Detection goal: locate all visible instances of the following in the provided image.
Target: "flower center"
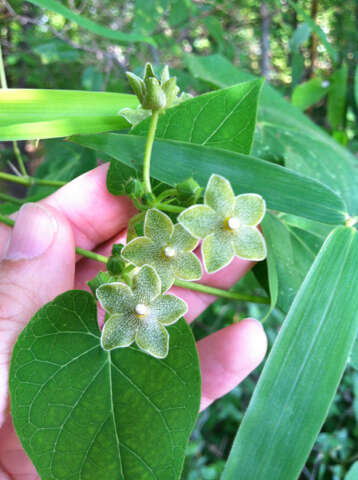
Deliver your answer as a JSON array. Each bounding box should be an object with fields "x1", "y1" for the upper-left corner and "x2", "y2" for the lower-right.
[
  {"x1": 134, "y1": 303, "x2": 149, "y2": 318},
  {"x1": 162, "y1": 246, "x2": 176, "y2": 258},
  {"x1": 225, "y1": 216, "x2": 240, "y2": 231}
]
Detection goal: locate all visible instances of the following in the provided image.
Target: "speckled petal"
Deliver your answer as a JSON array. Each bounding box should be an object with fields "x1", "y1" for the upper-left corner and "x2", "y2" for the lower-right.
[
  {"x1": 234, "y1": 194, "x2": 266, "y2": 226},
  {"x1": 205, "y1": 174, "x2": 235, "y2": 216},
  {"x1": 135, "y1": 321, "x2": 169, "y2": 359},
  {"x1": 101, "y1": 314, "x2": 138, "y2": 351},
  {"x1": 121, "y1": 236, "x2": 155, "y2": 266},
  {"x1": 155, "y1": 262, "x2": 175, "y2": 293},
  {"x1": 132, "y1": 265, "x2": 161, "y2": 303},
  {"x1": 96, "y1": 282, "x2": 133, "y2": 315},
  {"x1": 170, "y1": 223, "x2": 199, "y2": 252},
  {"x1": 150, "y1": 294, "x2": 188, "y2": 325},
  {"x1": 144, "y1": 208, "x2": 174, "y2": 244},
  {"x1": 233, "y1": 226, "x2": 267, "y2": 261},
  {"x1": 172, "y1": 252, "x2": 202, "y2": 281},
  {"x1": 178, "y1": 205, "x2": 220, "y2": 239},
  {"x1": 202, "y1": 232, "x2": 234, "y2": 273}
]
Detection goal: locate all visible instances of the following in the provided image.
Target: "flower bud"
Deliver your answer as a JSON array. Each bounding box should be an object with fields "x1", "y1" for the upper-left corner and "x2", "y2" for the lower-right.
[
  {"x1": 107, "y1": 255, "x2": 126, "y2": 276},
  {"x1": 143, "y1": 77, "x2": 167, "y2": 111},
  {"x1": 176, "y1": 178, "x2": 202, "y2": 206},
  {"x1": 111, "y1": 243, "x2": 124, "y2": 257}
]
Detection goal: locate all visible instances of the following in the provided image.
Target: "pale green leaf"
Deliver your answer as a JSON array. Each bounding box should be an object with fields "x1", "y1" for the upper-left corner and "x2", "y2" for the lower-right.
[
  {"x1": 292, "y1": 77, "x2": 329, "y2": 110},
  {"x1": 222, "y1": 226, "x2": 358, "y2": 480}
]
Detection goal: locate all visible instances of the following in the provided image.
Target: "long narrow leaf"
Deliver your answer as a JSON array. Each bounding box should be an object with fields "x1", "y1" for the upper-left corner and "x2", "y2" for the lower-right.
[
  {"x1": 0, "y1": 89, "x2": 138, "y2": 140},
  {"x1": 222, "y1": 226, "x2": 358, "y2": 480},
  {"x1": 70, "y1": 133, "x2": 347, "y2": 225},
  {"x1": 28, "y1": 0, "x2": 155, "y2": 45}
]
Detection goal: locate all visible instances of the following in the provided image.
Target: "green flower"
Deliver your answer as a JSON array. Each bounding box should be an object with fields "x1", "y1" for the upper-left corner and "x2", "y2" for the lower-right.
[
  {"x1": 178, "y1": 174, "x2": 266, "y2": 273},
  {"x1": 96, "y1": 265, "x2": 187, "y2": 358},
  {"x1": 121, "y1": 209, "x2": 202, "y2": 292}
]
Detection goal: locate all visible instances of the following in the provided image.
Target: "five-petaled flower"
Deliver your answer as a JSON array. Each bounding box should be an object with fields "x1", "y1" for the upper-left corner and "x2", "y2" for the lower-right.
[
  {"x1": 121, "y1": 208, "x2": 202, "y2": 292},
  {"x1": 96, "y1": 265, "x2": 187, "y2": 358},
  {"x1": 178, "y1": 174, "x2": 266, "y2": 273}
]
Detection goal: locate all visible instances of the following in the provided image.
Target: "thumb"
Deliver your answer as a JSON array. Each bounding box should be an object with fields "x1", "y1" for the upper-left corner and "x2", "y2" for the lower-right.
[{"x1": 0, "y1": 203, "x2": 75, "y2": 425}]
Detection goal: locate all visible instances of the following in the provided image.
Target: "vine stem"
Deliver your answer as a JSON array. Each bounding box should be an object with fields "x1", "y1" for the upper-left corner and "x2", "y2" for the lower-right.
[
  {"x1": 174, "y1": 279, "x2": 270, "y2": 304},
  {"x1": 143, "y1": 110, "x2": 159, "y2": 194},
  {"x1": 0, "y1": 214, "x2": 269, "y2": 305},
  {"x1": 0, "y1": 171, "x2": 66, "y2": 188},
  {"x1": 0, "y1": 43, "x2": 27, "y2": 177}
]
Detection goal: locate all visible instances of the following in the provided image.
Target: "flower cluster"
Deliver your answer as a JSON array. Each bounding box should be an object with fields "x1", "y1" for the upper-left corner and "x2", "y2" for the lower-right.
[{"x1": 96, "y1": 174, "x2": 266, "y2": 359}]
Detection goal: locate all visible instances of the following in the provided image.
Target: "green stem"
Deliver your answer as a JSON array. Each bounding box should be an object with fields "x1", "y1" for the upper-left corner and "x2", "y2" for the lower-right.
[
  {"x1": 0, "y1": 171, "x2": 66, "y2": 188},
  {"x1": 75, "y1": 247, "x2": 108, "y2": 264},
  {"x1": 174, "y1": 279, "x2": 270, "y2": 304},
  {"x1": 0, "y1": 44, "x2": 27, "y2": 176},
  {"x1": 0, "y1": 193, "x2": 24, "y2": 205},
  {"x1": 143, "y1": 110, "x2": 159, "y2": 194},
  {"x1": 155, "y1": 202, "x2": 185, "y2": 213},
  {"x1": 0, "y1": 214, "x2": 270, "y2": 305}
]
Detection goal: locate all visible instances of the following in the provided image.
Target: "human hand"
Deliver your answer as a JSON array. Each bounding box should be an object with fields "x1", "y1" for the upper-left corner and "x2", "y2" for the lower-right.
[{"x1": 0, "y1": 164, "x2": 267, "y2": 480}]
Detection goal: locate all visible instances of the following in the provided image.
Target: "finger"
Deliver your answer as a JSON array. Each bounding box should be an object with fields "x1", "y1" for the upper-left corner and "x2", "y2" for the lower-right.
[
  {"x1": 197, "y1": 318, "x2": 267, "y2": 411},
  {"x1": 0, "y1": 164, "x2": 137, "y2": 254},
  {"x1": 0, "y1": 203, "x2": 75, "y2": 426}
]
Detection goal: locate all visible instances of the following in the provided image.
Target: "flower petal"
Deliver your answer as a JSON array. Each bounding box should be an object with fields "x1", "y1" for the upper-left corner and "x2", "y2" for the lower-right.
[
  {"x1": 205, "y1": 174, "x2": 235, "y2": 216},
  {"x1": 151, "y1": 294, "x2": 188, "y2": 325},
  {"x1": 233, "y1": 226, "x2": 267, "y2": 261},
  {"x1": 234, "y1": 193, "x2": 266, "y2": 226},
  {"x1": 178, "y1": 205, "x2": 220, "y2": 239},
  {"x1": 144, "y1": 208, "x2": 174, "y2": 244},
  {"x1": 170, "y1": 223, "x2": 199, "y2": 252},
  {"x1": 132, "y1": 265, "x2": 161, "y2": 303},
  {"x1": 154, "y1": 262, "x2": 175, "y2": 293},
  {"x1": 135, "y1": 321, "x2": 169, "y2": 359},
  {"x1": 172, "y1": 252, "x2": 202, "y2": 281},
  {"x1": 96, "y1": 282, "x2": 133, "y2": 315},
  {"x1": 101, "y1": 314, "x2": 138, "y2": 351},
  {"x1": 202, "y1": 232, "x2": 234, "y2": 273},
  {"x1": 121, "y1": 236, "x2": 155, "y2": 266}
]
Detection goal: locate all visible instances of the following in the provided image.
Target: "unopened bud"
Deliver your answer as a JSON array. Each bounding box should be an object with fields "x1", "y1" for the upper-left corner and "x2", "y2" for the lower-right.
[{"x1": 176, "y1": 178, "x2": 202, "y2": 206}]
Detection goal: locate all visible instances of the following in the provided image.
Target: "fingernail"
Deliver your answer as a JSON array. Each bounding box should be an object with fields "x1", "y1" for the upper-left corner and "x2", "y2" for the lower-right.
[{"x1": 5, "y1": 203, "x2": 57, "y2": 261}]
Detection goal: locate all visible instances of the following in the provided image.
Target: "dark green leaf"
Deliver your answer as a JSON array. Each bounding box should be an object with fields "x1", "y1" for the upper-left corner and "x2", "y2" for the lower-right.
[
  {"x1": 0, "y1": 89, "x2": 138, "y2": 140},
  {"x1": 133, "y1": 80, "x2": 264, "y2": 155},
  {"x1": 327, "y1": 64, "x2": 348, "y2": 131},
  {"x1": 222, "y1": 226, "x2": 358, "y2": 480},
  {"x1": 28, "y1": 0, "x2": 155, "y2": 45},
  {"x1": 346, "y1": 462, "x2": 358, "y2": 480},
  {"x1": 10, "y1": 290, "x2": 200, "y2": 480},
  {"x1": 71, "y1": 133, "x2": 347, "y2": 225}
]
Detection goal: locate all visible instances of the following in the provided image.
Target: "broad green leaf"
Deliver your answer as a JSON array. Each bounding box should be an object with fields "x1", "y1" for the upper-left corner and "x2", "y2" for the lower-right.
[
  {"x1": 327, "y1": 64, "x2": 348, "y2": 131},
  {"x1": 71, "y1": 133, "x2": 347, "y2": 225},
  {"x1": 10, "y1": 290, "x2": 200, "y2": 480},
  {"x1": 290, "y1": 23, "x2": 311, "y2": 51},
  {"x1": 0, "y1": 89, "x2": 138, "y2": 140},
  {"x1": 133, "y1": 79, "x2": 263, "y2": 155},
  {"x1": 292, "y1": 77, "x2": 329, "y2": 110},
  {"x1": 355, "y1": 65, "x2": 358, "y2": 107},
  {"x1": 346, "y1": 462, "x2": 358, "y2": 480},
  {"x1": 222, "y1": 226, "x2": 358, "y2": 480},
  {"x1": 28, "y1": 0, "x2": 155, "y2": 45},
  {"x1": 28, "y1": 140, "x2": 97, "y2": 196},
  {"x1": 185, "y1": 54, "x2": 358, "y2": 217}
]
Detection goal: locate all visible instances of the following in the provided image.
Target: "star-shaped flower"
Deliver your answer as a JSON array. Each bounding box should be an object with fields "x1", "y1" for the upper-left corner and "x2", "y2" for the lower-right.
[
  {"x1": 96, "y1": 265, "x2": 187, "y2": 358},
  {"x1": 178, "y1": 174, "x2": 266, "y2": 273},
  {"x1": 121, "y1": 209, "x2": 202, "y2": 292}
]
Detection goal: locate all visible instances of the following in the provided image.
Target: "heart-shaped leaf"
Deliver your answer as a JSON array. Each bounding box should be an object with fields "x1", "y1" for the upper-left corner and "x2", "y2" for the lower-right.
[{"x1": 10, "y1": 290, "x2": 200, "y2": 480}]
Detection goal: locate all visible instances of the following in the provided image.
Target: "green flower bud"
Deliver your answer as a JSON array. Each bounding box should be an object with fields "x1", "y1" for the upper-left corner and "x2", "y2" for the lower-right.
[
  {"x1": 126, "y1": 72, "x2": 145, "y2": 104},
  {"x1": 176, "y1": 177, "x2": 202, "y2": 206},
  {"x1": 162, "y1": 78, "x2": 179, "y2": 108},
  {"x1": 143, "y1": 77, "x2": 167, "y2": 111},
  {"x1": 107, "y1": 255, "x2": 126, "y2": 276},
  {"x1": 111, "y1": 243, "x2": 124, "y2": 257}
]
